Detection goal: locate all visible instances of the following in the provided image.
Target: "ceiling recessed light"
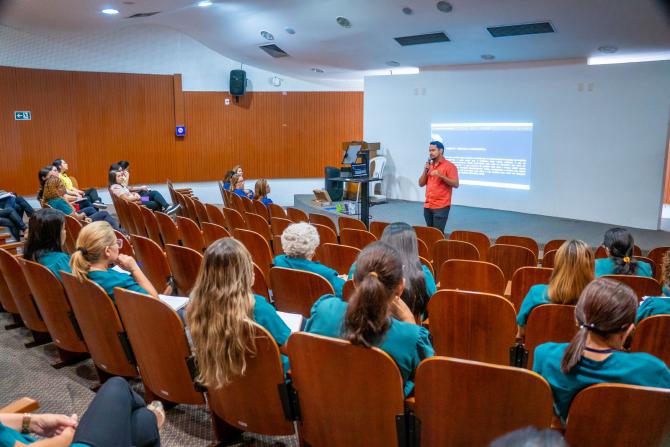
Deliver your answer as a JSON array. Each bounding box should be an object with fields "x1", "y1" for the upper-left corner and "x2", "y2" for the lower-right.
[
  {"x1": 598, "y1": 45, "x2": 618, "y2": 54},
  {"x1": 311, "y1": 68, "x2": 324, "y2": 73},
  {"x1": 436, "y1": 1, "x2": 453, "y2": 13},
  {"x1": 197, "y1": 1, "x2": 212, "y2": 7},
  {"x1": 101, "y1": 8, "x2": 120, "y2": 15},
  {"x1": 386, "y1": 61, "x2": 401, "y2": 67},
  {"x1": 285, "y1": 27, "x2": 296, "y2": 35},
  {"x1": 402, "y1": 7, "x2": 413, "y2": 15},
  {"x1": 481, "y1": 54, "x2": 495, "y2": 61},
  {"x1": 260, "y1": 31, "x2": 274, "y2": 41},
  {"x1": 336, "y1": 16, "x2": 351, "y2": 28}
]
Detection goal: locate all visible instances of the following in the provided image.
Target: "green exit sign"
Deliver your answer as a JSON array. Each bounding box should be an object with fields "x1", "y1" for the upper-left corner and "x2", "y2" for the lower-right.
[{"x1": 14, "y1": 111, "x2": 31, "y2": 120}]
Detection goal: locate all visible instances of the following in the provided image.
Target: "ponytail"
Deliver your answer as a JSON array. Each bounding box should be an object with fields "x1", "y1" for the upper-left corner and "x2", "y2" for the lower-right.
[
  {"x1": 70, "y1": 249, "x2": 92, "y2": 282},
  {"x1": 603, "y1": 227, "x2": 638, "y2": 275},
  {"x1": 560, "y1": 326, "x2": 589, "y2": 373}
]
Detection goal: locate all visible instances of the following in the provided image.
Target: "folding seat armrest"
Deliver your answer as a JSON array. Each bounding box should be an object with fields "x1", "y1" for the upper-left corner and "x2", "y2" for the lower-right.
[{"x1": 1, "y1": 397, "x2": 39, "y2": 414}]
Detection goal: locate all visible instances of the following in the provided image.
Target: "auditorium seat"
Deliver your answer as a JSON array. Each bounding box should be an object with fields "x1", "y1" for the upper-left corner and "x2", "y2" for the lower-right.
[
  {"x1": 252, "y1": 263, "x2": 270, "y2": 300},
  {"x1": 286, "y1": 207, "x2": 308, "y2": 223},
  {"x1": 205, "y1": 203, "x2": 227, "y2": 228},
  {"x1": 309, "y1": 213, "x2": 338, "y2": 235},
  {"x1": 635, "y1": 256, "x2": 656, "y2": 277},
  {"x1": 450, "y1": 230, "x2": 490, "y2": 262},
  {"x1": 182, "y1": 195, "x2": 200, "y2": 224},
  {"x1": 63, "y1": 214, "x2": 83, "y2": 254},
  {"x1": 229, "y1": 193, "x2": 245, "y2": 215},
  {"x1": 438, "y1": 259, "x2": 506, "y2": 296},
  {"x1": 488, "y1": 244, "x2": 537, "y2": 281},
  {"x1": 115, "y1": 288, "x2": 205, "y2": 406},
  {"x1": 127, "y1": 202, "x2": 148, "y2": 237},
  {"x1": 140, "y1": 206, "x2": 164, "y2": 247},
  {"x1": 524, "y1": 304, "x2": 577, "y2": 367},
  {"x1": 130, "y1": 235, "x2": 173, "y2": 293},
  {"x1": 414, "y1": 357, "x2": 553, "y2": 446},
  {"x1": 252, "y1": 200, "x2": 270, "y2": 222},
  {"x1": 0, "y1": 267, "x2": 23, "y2": 330},
  {"x1": 497, "y1": 235, "x2": 540, "y2": 260},
  {"x1": 542, "y1": 249, "x2": 557, "y2": 268},
  {"x1": 510, "y1": 266, "x2": 553, "y2": 311},
  {"x1": 240, "y1": 195, "x2": 255, "y2": 214},
  {"x1": 339, "y1": 228, "x2": 376, "y2": 250},
  {"x1": 223, "y1": 207, "x2": 247, "y2": 231},
  {"x1": 60, "y1": 272, "x2": 138, "y2": 383},
  {"x1": 601, "y1": 274, "x2": 662, "y2": 301},
  {"x1": 114, "y1": 230, "x2": 135, "y2": 257},
  {"x1": 630, "y1": 315, "x2": 670, "y2": 367},
  {"x1": 165, "y1": 244, "x2": 203, "y2": 296},
  {"x1": 207, "y1": 324, "x2": 296, "y2": 444},
  {"x1": 648, "y1": 246, "x2": 669, "y2": 283},
  {"x1": 413, "y1": 226, "x2": 444, "y2": 260},
  {"x1": 287, "y1": 332, "x2": 406, "y2": 447},
  {"x1": 419, "y1": 256, "x2": 434, "y2": 277},
  {"x1": 565, "y1": 384, "x2": 670, "y2": 447},
  {"x1": 218, "y1": 181, "x2": 229, "y2": 207},
  {"x1": 1, "y1": 397, "x2": 39, "y2": 414},
  {"x1": 342, "y1": 279, "x2": 355, "y2": 301},
  {"x1": 193, "y1": 199, "x2": 210, "y2": 226},
  {"x1": 432, "y1": 239, "x2": 480, "y2": 275},
  {"x1": 338, "y1": 215, "x2": 366, "y2": 232},
  {"x1": 417, "y1": 238, "x2": 430, "y2": 260},
  {"x1": 595, "y1": 244, "x2": 642, "y2": 259},
  {"x1": 270, "y1": 217, "x2": 292, "y2": 237},
  {"x1": 316, "y1": 243, "x2": 360, "y2": 275},
  {"x1": 272, "y1": 235, "x2": 284, "y2": 256},
  {"x1": 110, "y1": 194, "x2": 134, "y2": 234},
  {"x1": 269, "y1": 267, "x2": 334, "y2": 317},
  {"x1": 311, "y1": 223, "x2": 338, "y2": 246},
  {"x1": 155, "y1": 211, "x2": 180, "y2": 246},
  {"x1": 543, "y1": 239, "x2": 566, "y2": 256},
  {"x1": 176, "y1": 216, "x2": 205, "y2": 252},
  {"x1": 268, "y1": 203, "x2": 288, "y2": 220},
  {"x1": 369, "y1": 221, "x2": 389, "y2": 239},
  {"x1": 245, "y1": 212, "x2": 272, "y2": 243},
  {"x1": 233, "y1": 228, "x2": 273, "y2": 281},
  {"x1": 427, "y1": 290, "x2": 516, "y2": 365},
  {"x1": 201, "y1": 222, "x2": 231, "y2": 247}
]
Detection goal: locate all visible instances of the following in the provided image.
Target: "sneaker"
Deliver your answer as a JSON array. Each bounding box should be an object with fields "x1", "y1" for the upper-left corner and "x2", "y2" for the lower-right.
[
  {"x1": 164, "y1": 204, "x2": 180, "y2": 215},
  {"x1": 92, "y1": 202, "x2": 108, "y2": 210}
]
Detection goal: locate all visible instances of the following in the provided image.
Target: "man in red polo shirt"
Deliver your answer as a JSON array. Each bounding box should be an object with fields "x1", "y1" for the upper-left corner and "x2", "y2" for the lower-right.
[{"x1": 418, "y1": 141, "x2": 459, "y2": 232}]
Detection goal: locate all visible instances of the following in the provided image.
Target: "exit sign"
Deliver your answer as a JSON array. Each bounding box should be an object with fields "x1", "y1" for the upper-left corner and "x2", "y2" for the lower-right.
[{"x1": 14, "y1": 111, "x2": 31, "y2": 120}]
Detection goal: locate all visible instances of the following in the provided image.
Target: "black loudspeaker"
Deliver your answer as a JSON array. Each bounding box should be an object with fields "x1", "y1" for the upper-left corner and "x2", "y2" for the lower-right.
[
  {"x1": 325, "y1": 166, "x2": 343, "y2": 201},
  {"x1": 230, "y1": 69, "x2": 246, "y2": 96}
]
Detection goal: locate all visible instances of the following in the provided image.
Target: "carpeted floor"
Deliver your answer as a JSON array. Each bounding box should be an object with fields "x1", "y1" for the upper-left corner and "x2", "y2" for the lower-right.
[{"x1": 0, "y1": 312, "x2": 299, "y2": 446}]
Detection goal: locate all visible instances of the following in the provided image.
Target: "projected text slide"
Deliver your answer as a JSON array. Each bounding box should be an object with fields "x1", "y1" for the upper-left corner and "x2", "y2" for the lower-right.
[{"x1": 431, "y1": 122, "x2": 533, "y2": 190}]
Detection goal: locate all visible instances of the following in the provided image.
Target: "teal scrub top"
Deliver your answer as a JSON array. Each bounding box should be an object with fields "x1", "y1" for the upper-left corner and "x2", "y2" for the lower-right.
[
  {"x1": 37, "y1": 251, "x2": 71, "y2": 281},
  {"x1": 348, "y1": 262, "x2": 437, "y2": 298},
  {"x1": 636, "y1": 297, "x2": 670, "y2": 323},
  {"x1": 516, "y1": 284, "x2": 551, "y2": 326},
  {"x1": 274, "y1": 255, "x2": 345, "y2": 297},
  {"x1": 87, "y1": 269, "x2": 147, "y2": 303},
  {"x1": 533, "y1": 342, "x2": 670, "y2": 421},
  {"x1": 253, "y1": 294, "x2": 292, "y2": 372},
  {"x1": 595, "y1": 258, "x2": 653, "y2": 278},
  {"x1": 47, "y1": 198, "x2": 74, "y2": 215},
  {"x1": 0, "y1": 423, "x2": 88, "y2": 447},
  {"x1": 663, "y1": 285, "x2": 670, "y2": 296},
  {"x1": 304, "y1": 294, "x2": 434, "y2": 396}
]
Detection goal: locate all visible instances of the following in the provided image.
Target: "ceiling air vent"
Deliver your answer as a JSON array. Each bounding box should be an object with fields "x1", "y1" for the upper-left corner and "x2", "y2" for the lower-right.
[
  {"x1": 487, "y1": 22, "x2": 554, "y2": 38},
  {"x1": 394, "y1": 32, "x2": 450, "y2": 47},
  {"x1": 126, "y1": 11, "x2": 160, "y2": 18},
  {"x1": 259, "y1": 44, "x2": 289, "y2": 58}
]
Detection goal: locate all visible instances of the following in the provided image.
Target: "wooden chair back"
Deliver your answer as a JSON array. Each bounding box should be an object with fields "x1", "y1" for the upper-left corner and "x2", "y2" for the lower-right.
[
  {"x1": 176, "y1": 216, "x2": 205, "y2": 252},
  {"x1": 202, "y1": 222, "x2": 231, "y2": 247},
  {"x1": 370, "y1": 221, "x2": 389, "y2": 239},
  {"x1": 63, "y1": 214, "x2": 83, "y2": 254},
  {"x1": 205, "y1": 204, "x2": 227, "y2": 228},
  {"x1": 438, "y1": 260, "x2": 506, "y2": 295},
  {"x1": 240, "y1": 195, "x2": 255, "y2": 214},
  {"x1": 165, "y1": 244, "x2": 202, "y2": 296},
  {"x1": 488, "y1": 244, "x2": 537, "y2": 281},
  {"x1": 420, "y1": 256, "x2": 434, "y2": 277},
  {"x1": 207, "y1": 324, "x2": 294, "y2": 441},
  {"x1": 139, "y1": 206, "x2": 163, "y2": 247},
  {"x1": 270, "y1": 217, "x2": 292, "y2": 237},
  {"x1": 417, "y1": 238, "x2": 430, "y2": 260},
  {"x1": 525, "y1": 304, "x2": 577, "y2": 366},
  {"x1": 252, "y1": 200, "x2": 270, "y2": 222},
  {"x1": 229, "y1": 192, "x2": 245, "y2": 215},
  {"x1": 0, "y1": 249, "x2": 48, "y2": 334},
  {"x1": 309, "y1": 213, "x2": 338, "y2": 235},
  {"x1": 648, "y1": 246, "x2": 669, "y2": 283},
  {"x1": 19, "y1": 259, "x2": 87, "y2": 354},
  {"x1": 414, "y1": 357, "x2": 553, "y2": 446},
  {"x1": 450, "y1": 230, "x2": 490, "y2": 261},
  {"x1": 272, "y1": 235, "x2": 284, "y2": 256},
  {"x1": 496, "y1": 235, "x2": 539, "y2": 259},
  {"x1": 286, "y1": 207, "x2": 308, "y2": 223},
  {"x1": 510, "y1": 267, "x2": 554, "y2": 311},
  {"x1": 268, "y1": 203, "x2": 287, "y2": 219},
  {"x1": 542, "y1": 249, "x2": 557, "y2": 268},
  {"x1": 218, "y1": 181, "x2": 229, "y2": 206},
  {"x1": 154, "y1": 211, "x2": 180, "y2": 246},
  {"x1": 182, "y1": 195, "x2": 200, "y2": 224},
  {"x1": 245, "y1": 212, "x2": 272, "y2": 243},
  {"x1": 338, "y1": 216, "x2": 366, "y2": 232},
  {"x1": 252, "y1": 263, "x2": 270, "y2": 299},
  {"x1": 601, "y1": 274, "x2": 662, "y2": 301},
  {"x1": 595, "y1": 244, "x2": 642, "y2": 259},
  {"x1": 543, "y1": 239, "x2": 566, "y2": 255},
  {"x1": 223, "y1": 207, "x2": 247, "y2": 231},
  {"x1": 114, "y1": 231, "x2": 134, "y2": 257},
  {"x1": 287, "y1": 332, "x2": 405, "y2": 447},
  {"x1": 0, "y1": 267, "x2": 20, "y2": 316},
  {"x1": 192, "y1": 199, "x2": 210, "y2": 226},
  {"x1": 432, "y1": 239, "x2": 480, "y2": 275},
  {"x1": 427, "y1": 290, "x2": 517, "y2": 365},
  {"x1": 115, "y1": 288, "x2": 205, "y2": 405},
  {"x1": 413, "y1": 226, "x2": 444, "y2": 260},
  {"x1": 630, "y1": 315, "x2": 670, "y2": 367},
  {"x1": 312, "y1": 223, "x2": 338, "y2": 246},
  {"x1": 317, "y1": 243, "x2": 360, "y2": 275},
  {"x1": 339, "y1": 228, "x2": 377, "y2": 250},
  {"x1": 60, "y1": 272, "x2": 138, "y2": 378},
  {"x1": 342, "y1": 279, "x2": 356, "y2": 301},
  {"x1": 565, "y1": 383, "x2": 670, "y2": 447},
  {"x1": 233, "y1": 229, "x2": 273, "y2": 281},
  {"x1": 111, "y1": 195, "x2": 134, "y2": 234},
  {"x1": 127, "y1": 202, "x2": 148, "y2": 237},
  {"x1": 130, "y1": 235, "x2": 173, "y2": 293},
  {"x1": 269, "y1": 267, "x2": 334, "y2": 316}
]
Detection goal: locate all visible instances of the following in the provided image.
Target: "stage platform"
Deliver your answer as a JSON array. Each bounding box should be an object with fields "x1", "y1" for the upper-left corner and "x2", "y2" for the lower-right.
[{"x1": 293, "y1": 194, "x2": 670, "y2": 253}]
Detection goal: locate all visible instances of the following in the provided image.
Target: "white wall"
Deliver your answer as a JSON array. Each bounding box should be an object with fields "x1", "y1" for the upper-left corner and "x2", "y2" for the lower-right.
[
  {"x1": 364, "y1": 61, "x2": 670, "y2": 229},
  {"x1": 0, "y1": 24, "x2": 361, "y2": 91}
]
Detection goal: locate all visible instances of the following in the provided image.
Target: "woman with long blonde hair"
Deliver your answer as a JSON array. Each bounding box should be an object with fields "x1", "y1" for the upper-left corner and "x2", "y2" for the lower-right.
[
  {"x1": 186, "y1": 238, "x2": 290, "y2": 388},
  {"x1": 516, "y1": 240, "x2": 594, "y2": 338},
  {"x1": 70, "y1": 221, "x2": 157, "y2": 302},
  {"x1": 253, "y1": 179, "x2": 273, "y2": 205}
]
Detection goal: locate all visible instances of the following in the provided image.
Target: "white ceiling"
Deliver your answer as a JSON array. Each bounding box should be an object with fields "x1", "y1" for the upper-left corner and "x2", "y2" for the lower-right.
[{"x1": 2, "y1": 0, "x2": 669, "y2": 81}]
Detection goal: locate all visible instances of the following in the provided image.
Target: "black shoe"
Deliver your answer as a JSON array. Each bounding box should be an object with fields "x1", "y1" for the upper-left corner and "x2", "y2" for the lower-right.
[{"x1": 165, "y1": 204, "x2": 181, "y2": 215}]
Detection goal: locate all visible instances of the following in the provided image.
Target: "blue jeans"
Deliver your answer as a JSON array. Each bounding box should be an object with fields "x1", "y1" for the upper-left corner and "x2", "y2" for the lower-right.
[
  {"x1": 423, "y1": 206, "x2": 451, "y2": 233},
  {"x1": 80, "y1": 207, "x2": 121, "y2": 231}
]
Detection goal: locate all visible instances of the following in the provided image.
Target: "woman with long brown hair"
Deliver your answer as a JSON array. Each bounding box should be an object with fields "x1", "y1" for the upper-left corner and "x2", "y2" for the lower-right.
[
  {"x1": 533, "y1": 278, "x2": 670, "y2": 422},
  {"x1": 516, "y1": 240, "x2": 594, "y2": 337},
  {"x1": 304, "y1": 241, "x2": 434, "y2": 396},
  {"x1": 186, "y1": 238, "x2": 291, "y2": 387}
]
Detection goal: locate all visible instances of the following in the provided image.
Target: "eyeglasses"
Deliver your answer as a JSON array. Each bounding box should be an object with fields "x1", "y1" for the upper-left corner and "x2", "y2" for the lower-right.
[{"x1": 115, "y1": 238, "x2": 123, "y2": 248}]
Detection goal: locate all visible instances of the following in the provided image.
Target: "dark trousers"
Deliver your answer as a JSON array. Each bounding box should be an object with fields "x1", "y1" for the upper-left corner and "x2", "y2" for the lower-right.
[
  {"x1": 80, "y1": 207, "x2": 121, "y2": 231},
  {"x1": 140, "y1": 190, "x2": 168, "y2": 211},
  {"x1": 73, "y1": 377, "x2": 160, "y2": 447},
  {"x1": 12, "y1": 195, "x2": 34, "y2": 219},
  {"x1": 423, "y1": 205, "x2": 451, "y2": 233},
  {"x1": 84, "y1": 188, "x2": 101, "y2": 204},
  {"x1": 0, "y1": 204, "x2": 26, "y2": 238},
  {"x1": 0, "y1": 216, "x2": 20, "y2": 240}
]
